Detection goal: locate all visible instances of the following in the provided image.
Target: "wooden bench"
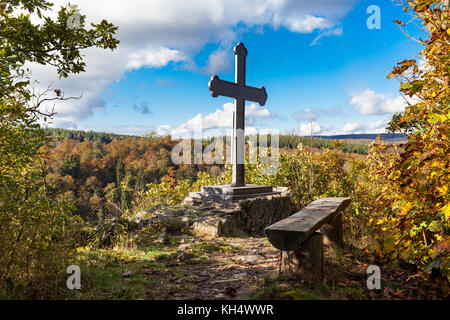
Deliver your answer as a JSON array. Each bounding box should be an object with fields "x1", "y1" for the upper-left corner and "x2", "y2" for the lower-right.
[{"x1": 265, "y1": 197, "x2": 351, "y2": 283}]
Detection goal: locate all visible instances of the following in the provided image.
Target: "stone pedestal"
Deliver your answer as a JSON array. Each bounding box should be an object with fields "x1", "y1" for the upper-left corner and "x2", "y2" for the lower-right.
[
  {"x1": 182, "y1": 186, "x2": 291, "y2": 237},
  {"x1": 185, "y1": 184, "x2": 282, "y2": 203}
]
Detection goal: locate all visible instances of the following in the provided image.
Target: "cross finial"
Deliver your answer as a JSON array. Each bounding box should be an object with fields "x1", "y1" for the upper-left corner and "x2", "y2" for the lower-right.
[{"x1": 234, "y1": 42, "x2": 248, "y2": 57}]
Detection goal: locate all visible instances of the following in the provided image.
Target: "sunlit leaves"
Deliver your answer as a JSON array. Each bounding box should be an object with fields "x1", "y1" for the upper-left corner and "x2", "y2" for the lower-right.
[
  {"x1": 372, "y1": 0, "x2": 449, "y2": 275},
  {"x1": 0, "y1": 0, "x2": 119, "y2": 298}
]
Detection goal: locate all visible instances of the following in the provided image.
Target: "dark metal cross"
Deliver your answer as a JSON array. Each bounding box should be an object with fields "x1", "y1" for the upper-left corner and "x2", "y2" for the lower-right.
[{"x1": 208, "y1": 42, "x2": 267, "y2": 187}]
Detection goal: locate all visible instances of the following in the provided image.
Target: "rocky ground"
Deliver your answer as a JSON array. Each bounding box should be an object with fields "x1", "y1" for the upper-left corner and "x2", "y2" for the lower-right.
[
  {"x1": 143, "y1": 235, "x2": 449, "y2": 300},
  {"x1": 73, "y1": 229, "x2": 449, "y2": 300},
  {"x1": 144, "y1": 236, "x2": 280, "y2": 300},
  {"x1": 76, "y1": 201, "x2": 449, "y2": 300}
]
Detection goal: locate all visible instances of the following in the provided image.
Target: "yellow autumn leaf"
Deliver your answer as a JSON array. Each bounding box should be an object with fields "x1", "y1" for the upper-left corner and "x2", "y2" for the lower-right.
[
  {"x1": 441, "y1": 204, "x2": 450, "y2": 221},
  {"x1": 437, "y1": 185, "x2": 448, "y2": 196},
  {"x1": 399, "y1": 202, "x2": 413, "y2": 216}
]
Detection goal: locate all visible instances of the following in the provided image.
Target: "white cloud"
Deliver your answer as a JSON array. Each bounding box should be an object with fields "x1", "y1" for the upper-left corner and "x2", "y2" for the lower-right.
[
  {"x1": 126, "y1": 47, "x2": 186, "y2": 70},
  {"x1": 340, "y1": 122, "x2": 365, "y2": 134},
  {"x1": 203, "y1": 49, "x2": 233, "y2": 74},
  {"x1": 156, "y1": 102, "x2": 273, "y2": 138},
  {"x1": 26, "y1": 0, "x2": 356, "y2": 128},
  {"x1": 298, "y1": 121, "x2": 326, "y2": 136},
  {"x1": 418, "y1": 58, "x2": 431, "y2": 72},
  {"x1": 367, "y1": 119, "x2": 388, "y2": 133},
  {"x1": 284, "y1": 15, "x2": 331, "y2": 33},
  {"x1": 327, "y1": 119, "x2": 388, "y2": 135},
  {"x1": 293, "y1": 119, "x2": 389, "y2": 136},
  {"x1": 349, "y1": 89, "x2": 406, "y2": 115},
  {"x1": 246, "y1": 103, "x2": 272, "y2": 125},
  {"x1": 310, "y1": 26, "x2": 343, "y2": 46}
]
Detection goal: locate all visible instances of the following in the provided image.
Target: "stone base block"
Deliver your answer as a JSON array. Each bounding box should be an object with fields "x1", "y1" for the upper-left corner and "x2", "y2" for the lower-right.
[
  {"x1": 185, "y1": 184, "x2": 282, "y2": 203},
  {"x1": 184, "y1": 187, "x2": 292, "y2": 237}
]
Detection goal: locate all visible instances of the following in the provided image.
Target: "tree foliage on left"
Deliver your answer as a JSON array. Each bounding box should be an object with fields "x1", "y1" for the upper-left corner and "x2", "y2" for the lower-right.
[{"x1": 0, "y1": 0, "x2": 118, "y2": 298}]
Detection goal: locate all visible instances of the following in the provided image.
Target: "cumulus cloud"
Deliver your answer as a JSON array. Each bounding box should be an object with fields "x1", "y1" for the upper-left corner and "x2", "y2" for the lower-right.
[
  {"x1": 340, "y1": 122, "x2": 366, "y2": 134},
  {"x1": 330, "y1": 120, "x2": 388, "y2": 135},
  {"x1": 349, "y1": 89, "x2": 406, "y2": 115},
  {"x1": 284, "y1": 15, "x2": 331, "y2": 33},
  {"x1": 156, "y1": 102, "x2": 273, "y2": 138},
  {"x1": 126, "y1": 47, "x2": 186, "y2": 70},
  {"x1": 367, "y1": 119, "x2": 388, "y2": 133},
  {"x1": 294, "y1": 118, "x2": 390, "y2": 136},
  {"x1": 203, "y1": 49, "x2": 233, "y2": 74},
  {"x1": 27, "y1": 0, "x2": 356, "y2": 128},
  {"x1": 297, "y1": 121, "x2": 327, "y2": 136}
]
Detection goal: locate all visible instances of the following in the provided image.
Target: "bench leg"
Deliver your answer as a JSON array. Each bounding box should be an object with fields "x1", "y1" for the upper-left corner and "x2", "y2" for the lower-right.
[
  {"x1": 320, "y1": 213, "x2": 343, "y2": 259},
  {"x1": 280, "y1": 232, "x2": 323, "y2": 283}
]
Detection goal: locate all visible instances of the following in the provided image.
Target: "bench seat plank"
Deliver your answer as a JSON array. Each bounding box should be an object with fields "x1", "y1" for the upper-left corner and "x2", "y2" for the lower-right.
[{"x1": 265, "y1": 197, "x2": 350, "y2": 251}]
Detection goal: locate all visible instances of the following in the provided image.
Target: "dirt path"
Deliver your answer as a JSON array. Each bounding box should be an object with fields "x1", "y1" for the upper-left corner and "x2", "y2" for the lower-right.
[
  {"x1": 142, "y1": 234, "x2": 449, "y2": 300},
  {"x1": 144, "y1": 236, "x2": 280, "y2": 300}
]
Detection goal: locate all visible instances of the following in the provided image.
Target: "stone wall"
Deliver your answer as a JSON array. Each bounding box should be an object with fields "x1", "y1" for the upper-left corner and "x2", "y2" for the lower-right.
[
  {"x1": 104, "y1": 187, "x2": 293, "y2": 241},
  {"x1": 190, "y1": 187, "x2": 293, "y2": 237},
  {"x1": 231, "y1": 193, "x2": 293, "y2": 234}
]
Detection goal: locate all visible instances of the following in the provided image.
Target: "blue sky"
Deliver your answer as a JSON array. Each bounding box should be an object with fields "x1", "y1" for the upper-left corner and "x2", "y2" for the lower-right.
[{"x1": 33, "y1": 0, "x2": 425, "y2": 137}]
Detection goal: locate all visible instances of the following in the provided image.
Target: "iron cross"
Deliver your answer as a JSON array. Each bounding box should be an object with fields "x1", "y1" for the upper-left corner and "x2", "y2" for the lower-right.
[{"x1": 208, "y1": 42, "x2": 267, "y2": 187}]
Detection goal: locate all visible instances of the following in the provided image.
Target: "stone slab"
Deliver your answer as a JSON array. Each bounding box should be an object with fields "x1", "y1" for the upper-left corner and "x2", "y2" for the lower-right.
[
  {"x1": 187, "y1": 184, "x2": 282, "y2": 203},
  {"x1": 201, "y1": 184, "x2": 274, "y2": 195}
]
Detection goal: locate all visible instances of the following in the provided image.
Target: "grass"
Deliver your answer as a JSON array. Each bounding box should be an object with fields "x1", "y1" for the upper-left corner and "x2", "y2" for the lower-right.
[
  {"x1": 66, "y1": 235, "x2": 242, "y2": 299},
  {"x1": 334, "y1": 286, "x2": 368, "y2": 300},
  {"x1": 69, "y1": 249, "x2": 148, "y2": 300},
  {"x1": 67, "y1": 233, "x2": 184, "y2": 299},
  {"x1": 248, "y1": 284, "x2": 325, "y2": 300},
  {"x1": 247, "y1": 273, "x2": 370, "y2": 300}
]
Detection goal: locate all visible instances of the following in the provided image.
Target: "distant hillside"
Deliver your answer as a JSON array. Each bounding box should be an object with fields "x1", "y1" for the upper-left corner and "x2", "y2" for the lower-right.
[
  {"x1": 44, "y1": 128, "x2": 138, "y2": 144},
  {"x1": 312, "y1": 133, "x2": 407, "y2": 141},
  {"x1": 45, "y1": 128, "x2": 406, "y2": 155}
]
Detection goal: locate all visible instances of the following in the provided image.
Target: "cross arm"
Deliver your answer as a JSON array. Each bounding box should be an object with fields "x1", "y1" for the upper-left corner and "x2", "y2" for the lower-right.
[
  {"x1": 208, "y1": 75, "x2": 268, "y2": 106},
  {"x1": 208, "y1": 75, "x2": 239, "y2": 99},
  {"x1": 242, "y1": 85, "x2": 267, "y2": 106}
]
